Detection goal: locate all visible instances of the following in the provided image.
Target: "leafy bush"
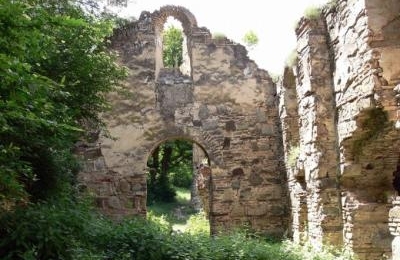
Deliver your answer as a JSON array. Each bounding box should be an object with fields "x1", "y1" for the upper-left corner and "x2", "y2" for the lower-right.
[
  {"x1": 304, "y1": 5, "x2": 322, "y2": 20},
  {"x1": 283, "y1": 240, "x2": 355, "y2": 260},
  {"x1": 243, "y1": 30, "x2": 259, "y2": 49},
  {"x1": 169, "y1": 165, "x2": 193, "y2": 188},
  {"x1": 0, "y1": 196, "x2": 355, "y2": 260},
  {"x1": 0, "y1": 0, "x2": 126, "y2": 206},
  {"x1": 0, "y1": 196, "x2": 100, "y2": 259},
  {"x1": 186, "y1": 212, "x2": 210, "y2": 235},
  {"x1": 163, "y1": 25, "x2": 183, "y2": 68},
  {"x1": 147, "y1": 140, "x2": 193, "y2": 203}
]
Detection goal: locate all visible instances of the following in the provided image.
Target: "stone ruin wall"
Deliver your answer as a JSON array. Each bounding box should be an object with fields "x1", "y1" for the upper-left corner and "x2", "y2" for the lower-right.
[
  {"x1": 279, "y1": 0, "x2": 400, "y2": 259},
  {"x1": 77, "y1": 0, "x2": 400, "y2": 258},
  {"x1": 78, "y1": 6, "x2": 288, "y2": 236}
]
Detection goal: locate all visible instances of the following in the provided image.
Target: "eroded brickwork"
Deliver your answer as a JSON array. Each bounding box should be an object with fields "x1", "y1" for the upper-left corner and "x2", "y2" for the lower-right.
[{"x1": 279, "y1": 0, "x2": 400, "y2": 259}]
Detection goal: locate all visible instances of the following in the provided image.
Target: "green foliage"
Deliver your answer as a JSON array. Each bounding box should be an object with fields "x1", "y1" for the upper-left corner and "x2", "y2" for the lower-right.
[
  {"x1": 285, "y1": 49, "x2": 298, "y2": 67},
  {"x1": 163, "y1": 25, "x2": 183, "y2": 68},
  {"x1": 91, "y1": 217, "x2": 298, "y2": 260},
  {"x1": 186, "y1": 212, "x2": 210, "y2": 235},
  {"x1": 0, "y1": 194, "x2": 355, "y2": 260},
  {"x1": 212, "y1": 32, "x2": 226, "y2": 40},
  {"x1": 270, "y1": 72, "x2": 281, "y2": 83},
  {"x1": 304, "y1": 5, "x2": 322, "y2": 20},
  {"x1": 0, "y1": 0, "x2": 126, "y2": 206},
  {"x1": 283, "y1": 240, "x2": 356, "y2": 260},
  {"x1": 242, "y1": 30, "x2": 259, "y2": 49},
  {"x1": 287, "y1": 145, "x2": 300, "y2": 168},
  {"x1": 147, "y1": 139, "x2": 193, "y2": 203},
  {"x1": 147, "y1": 187, "x2": 197, "y2": 229},
  {"x1": 0, "y1": 196, "x2": 101, "y2": 259},
  {"x1": 169, "y1": 164, "x2": 193, "y2": 188}
]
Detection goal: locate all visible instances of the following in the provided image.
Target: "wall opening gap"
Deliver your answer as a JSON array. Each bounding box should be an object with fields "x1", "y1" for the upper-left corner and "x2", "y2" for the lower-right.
[{"x1": 146, "y1": 138, "x2": 210, "y2": 233}]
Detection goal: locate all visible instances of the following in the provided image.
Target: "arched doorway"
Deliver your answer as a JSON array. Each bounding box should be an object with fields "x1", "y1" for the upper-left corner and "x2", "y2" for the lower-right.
[{"x1": 146, "y1": 138, "x2": 211, "y2": 233}]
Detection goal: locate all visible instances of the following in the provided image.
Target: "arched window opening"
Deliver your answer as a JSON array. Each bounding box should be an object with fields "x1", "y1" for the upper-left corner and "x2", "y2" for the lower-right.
[
  {"x1": 146, "y1": 138, "x2": 210, "y2": 233},
  {"x1": 156, "y1": 16, "x2": 191, "y2": 78},
  {"x1": 162, "y1": 18, "x2": 183, "y2": 69}
]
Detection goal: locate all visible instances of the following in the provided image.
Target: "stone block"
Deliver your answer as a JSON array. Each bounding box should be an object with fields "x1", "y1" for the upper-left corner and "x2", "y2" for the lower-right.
[
  {"x1": 108, "y1": 196, "x2": 122, "y2": 209},
  {"x1": 248, "y1": 172, "x2": 264, "y2": 186},
  {"x1": 94, "y1": 157, "x2": 106, "y2": 171},
  {"x1": 202, "y1": 119, "x2": 218, "y2": 130},
  {"x1": 231, "y1": 202, "x2": 245, "y2": 217},
  {"x1": 261, "y1": 124, "x2": 275, "y2": 136},
  {"x1": 132, "y1": 183, "x2": 142, "y2": 192},
  {"x1": 246, "y1": 203, "x2": 268, "y2": 216},
  {"x1": 198, "y1": 104, "x2": 209, "y2": 119},
  {"x1": 118, "y1": 179, "x2": 131, "y2": 193},
  {"x1": 225, "y1": 120, "x2": 236, "y2": 131}
]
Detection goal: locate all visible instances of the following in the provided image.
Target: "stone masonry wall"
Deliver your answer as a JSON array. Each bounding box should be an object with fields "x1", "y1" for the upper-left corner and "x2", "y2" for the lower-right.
[
  {"x1": 78, "y1": 1, "x2": 400, "y2": 257},
  {"x1": 280, "y1": 0, "x2": 400, "y2": 258},
  {"x1": 296, "y1": 15, "x2": 342, "y2": 247},
  {"x1": 78, "y1": 6, "x2": 288, "y2": 236}
]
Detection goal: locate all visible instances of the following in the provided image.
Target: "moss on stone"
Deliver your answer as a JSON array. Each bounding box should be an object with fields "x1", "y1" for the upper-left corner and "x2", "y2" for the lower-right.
[
  {"x1": 287, "y1": 145, "x2": 300, "y2": 168},
  {"x1": 304, "y1": 5, "x2": 322, "y2": 20}
]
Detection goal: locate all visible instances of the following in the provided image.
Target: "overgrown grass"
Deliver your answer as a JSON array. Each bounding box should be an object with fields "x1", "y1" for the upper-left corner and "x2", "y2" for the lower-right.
[
  {"x1": 148, "y1": 187, "x2": 201, "y2": 232},
  {"x1": 0, "y1": 195, "x2": 355, "y2": 260}
]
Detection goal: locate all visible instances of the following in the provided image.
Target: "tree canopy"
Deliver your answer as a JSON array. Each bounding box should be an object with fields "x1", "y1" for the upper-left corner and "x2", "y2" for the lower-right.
[
  {"x1": 0, "y1": 0, "x2": 126, "y2": 208},
  {"x1": 163, "y1": 25, "x2": 184, "y2": 68},
  {"x1": 242, "y1": 30, "x2": 259, "y2": 49},
  {"x1": 147, "y1": 139, "x2": 193, "y2": 203}
]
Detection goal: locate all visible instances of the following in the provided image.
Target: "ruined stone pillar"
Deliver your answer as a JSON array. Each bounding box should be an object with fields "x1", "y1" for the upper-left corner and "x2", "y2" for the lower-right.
[
  {"x1": 295, "y1": 17, "x2": 342, "y2": 247},
  {"x1": 279, "y1": 67, "x2": 307, "y2": 243}
]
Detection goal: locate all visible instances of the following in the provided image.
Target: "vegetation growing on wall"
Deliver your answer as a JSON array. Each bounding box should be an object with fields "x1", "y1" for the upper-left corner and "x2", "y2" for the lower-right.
[
  {"x1": 287, "y1": 145, "x2": 300, "y2": 168},
  {"x1": 212, "y1": 32, "x2": 226, "y2": 40},
  {"x1": 243, "y1": 30, "x2": 259, "y2": 49},
  {"x1": 304, "y1": 5, "x2": 322, "y2": 20}
]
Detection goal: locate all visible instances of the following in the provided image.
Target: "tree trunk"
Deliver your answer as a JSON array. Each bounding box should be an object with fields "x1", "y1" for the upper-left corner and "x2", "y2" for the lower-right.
[
  {"x1": 160, "y1": 144, "x2": 172, "y2": 183},
  {"x1": 148, "y1": 146, "x2": 159, "y2": 196}
]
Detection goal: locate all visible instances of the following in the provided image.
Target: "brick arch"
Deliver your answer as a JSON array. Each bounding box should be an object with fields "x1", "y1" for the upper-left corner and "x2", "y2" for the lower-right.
[
  {"x1": 152, "y1": 5, "x2": 196, "y2": 78},
  {"x1": 147, "y1": 136, "x2": 211, "y2": 165},
  {"x1": 152, "y1": 5, "x2": 198, "y2": 35}
]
